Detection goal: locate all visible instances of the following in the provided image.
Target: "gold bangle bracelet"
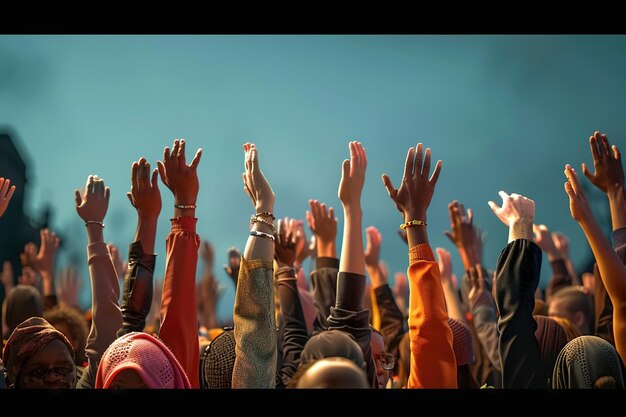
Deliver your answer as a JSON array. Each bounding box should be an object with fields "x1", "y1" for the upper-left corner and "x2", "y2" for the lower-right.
[{"x1": 400, "y1": 219, "x2": 427, "y2": 229}]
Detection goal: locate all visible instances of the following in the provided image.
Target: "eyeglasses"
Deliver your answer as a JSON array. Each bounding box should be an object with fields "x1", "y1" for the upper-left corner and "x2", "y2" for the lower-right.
[
  {"x1": 24, "y1": 366, "x2": 75, "y2": 382},
  {"x1": 374, "y1": 352, "x2": 395, "y2": 371}
]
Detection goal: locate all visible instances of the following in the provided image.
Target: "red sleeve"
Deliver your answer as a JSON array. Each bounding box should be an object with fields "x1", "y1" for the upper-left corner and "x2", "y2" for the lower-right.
[
  {"x1": 407, "y1": 244, "x2": 457, "y2": 388},
  {"x1": 160, "y1": 216, "x2": 200, "y2": 388}
]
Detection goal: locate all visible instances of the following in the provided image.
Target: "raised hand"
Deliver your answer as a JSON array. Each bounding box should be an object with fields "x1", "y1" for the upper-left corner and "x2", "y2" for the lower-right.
[
  {"x1": 468, "y1": 264, "x2": 495, "y2": 311},
  {"x1": 18, "y1": 266, "x2": 38, "y2": 287},
  {"x1": 57, "y1": 266, "x2": 81, "y2": 308},
  {"x1": 242, "y1": 143, "x2": 274, "y2": 213},
  {"x1": 127, "y1": 157, "x2": 162, "y2": 220},
  {"x1": 532, "y1": 224, "x2": 560, "y2": 261},
  {"x1": 488, "y1": 191, "x2": 534, "y2": 227},
  {"x1": 444, "y1": 200, "x2": 481, "y2": 269},
  {"x1": 274, "y1": 217, "x2": 298, "y2": 268},
  {"x1": 435, "y1": 247, "x2": 454, "y2": 287},
  {"x1": 157, "y1": 138, "x2": 202, "y2": 210},
  {"x1": 582, "y1": 131, "x2": 624, "y2": 194},
  {"x1": 338, "y1": 141, "x2": 367, "y2": 208},
  {"x1": 224, "y1": 247, "x2": 241, "y2": 285},
  {"x1": 74, "y1": 175, "x2": 110, "y2": 223},
  {"x1": 551, "y1": 232, "x2": 570, "y2": 259},
  {"x1": 564, "y1": 164, "x2": 593, "y2": 224},
  {"x1": 488, "y1": 190, "x2": 535, "y2": 242},
  {"x1": 306, "y1": 199, "x2": 338, "y2": 258},
  {"x1": 393, "y1": 271, "x2": 409, "y2": 313},
  {"x1": 0, "y1": 177, "x2": 16, "y2": 218},
  {"x1": 23, "y1": 229, "x2": 60, "y2": 275},
  {"x1": 382, "y1": 143, "x2": 442, "y2": 222},
  {"x1": 364, "y1": 226, "x2": 382, "y2": 268},
  {"x1": 292, "y1": 219, "x2": 313, "y2": 265}
]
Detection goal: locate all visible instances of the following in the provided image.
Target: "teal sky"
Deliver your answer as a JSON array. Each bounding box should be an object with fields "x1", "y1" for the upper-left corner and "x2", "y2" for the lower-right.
[{"x1": 1, "y1": 35, "x2": 625, "y2": 322}]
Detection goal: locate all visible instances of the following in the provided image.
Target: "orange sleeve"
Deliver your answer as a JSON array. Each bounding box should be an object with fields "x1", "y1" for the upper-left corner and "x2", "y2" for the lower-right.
[
  {"x1": 407, "y1": 244, "x2": 457, "y2": 388},
  {"x1": 159, "y1": 216, "x2": 200, "y2": 388}
]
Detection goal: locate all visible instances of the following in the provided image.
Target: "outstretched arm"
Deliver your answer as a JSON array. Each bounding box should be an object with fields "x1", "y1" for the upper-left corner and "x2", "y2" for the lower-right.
[
  {"x1": 307, "y1": 199, "x2": 339, "y2": 331},
  {"x1": 232, "y1": 143, "x2": 277, "y2": 388},
  {"x1": 564, "y1": 163, "x2": 626, "y2": 360},
  {"x1": 488, "y1": 191, "x2": 547, "y2": 388},
  {"x1": 382, "y1": 143, "x2": 456, "y2": 388},
  {"x1": 74, "y1": 175, "x2": 122, "y2": 388},
  {"x1": 157, "y1": 138, "x2": 202, "y2": 388},
  {"x1": 22, "y1": 229, "x2": 60, "y2": 309},
  {"x1": 274, "y1": 217, "x2": 308, "y2": 388},
  {"x1": 436, "y1": 247, "x2": 467, "y2": 324},
  {"x1": 118, "y1": 157, "x2": 161, "y2": 336}
]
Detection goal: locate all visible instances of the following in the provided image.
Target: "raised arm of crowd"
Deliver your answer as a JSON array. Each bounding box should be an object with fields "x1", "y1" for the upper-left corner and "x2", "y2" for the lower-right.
[{"x1": 0, "y1": 130, "x2": 625, "y2": 389}]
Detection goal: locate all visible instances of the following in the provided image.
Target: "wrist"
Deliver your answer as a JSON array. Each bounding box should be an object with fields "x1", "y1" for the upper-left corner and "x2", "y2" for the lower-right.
[
  {"x1": 607, "y1": 184, "x2": 625, "y2": 201},
  {"x1": 317, "y1": 240, "x2": 336, "y2": 258},
  {"x1": 403, "y1": 211, "x2": 427, "y2": 223},
  {"x1": 508, "y1": 220, "x2": 534, "y2": 243},
  {"x1": 342, "y1": 203, "x2": 362, "y2": 215},
  {"x1": 256, "y1": 203, "x2": 274, "y2": 214}
]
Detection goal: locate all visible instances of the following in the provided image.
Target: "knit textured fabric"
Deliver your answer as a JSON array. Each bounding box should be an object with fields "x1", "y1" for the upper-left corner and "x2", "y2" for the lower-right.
[
  {"x1": 96, "y1": 332, "x2": 190, "y2": 388},
  {"x1": 448, "y1": 318, "x2": 475, "y2": 366},
  {"x1": 552, "y1": 335, "x2": 625, "y2": 389},
  {"x1": 201, "y1": 328, "x2": 236, "y2": 389}
]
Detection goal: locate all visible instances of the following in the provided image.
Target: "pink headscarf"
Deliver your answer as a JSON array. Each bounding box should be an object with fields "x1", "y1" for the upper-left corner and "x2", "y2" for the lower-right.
[{"x1": 95, "y1": 332, "x2": 191, "y2": 388}]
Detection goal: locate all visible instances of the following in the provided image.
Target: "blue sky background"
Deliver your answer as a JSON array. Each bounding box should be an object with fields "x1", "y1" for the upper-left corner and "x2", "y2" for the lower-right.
[{"x1": 1, "y1": 35, "x2": 625, "y2": 323}]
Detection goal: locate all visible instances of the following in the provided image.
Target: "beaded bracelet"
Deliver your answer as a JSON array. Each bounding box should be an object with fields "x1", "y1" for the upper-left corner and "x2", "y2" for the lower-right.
[
  {"x1": 175, "y1": 204, "x2": 196, "y2": 209},
  {"x1": 399, "y1": 219, "x2": 427, "y2": 230},
  {"x1": 250, "y1": 215, "x2": 276, "y2": 231},
  {"x1": 250, "y1": 230, "x2": 275, "y2": 241},
  {"x1": 255, "y1": 211, "x2": 275, "y2": 220}
]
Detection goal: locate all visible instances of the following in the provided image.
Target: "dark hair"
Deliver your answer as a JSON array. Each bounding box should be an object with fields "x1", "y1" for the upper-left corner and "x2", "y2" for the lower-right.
[{"x1": 43, "y1": 306, "x2": 88, "y2": 365}]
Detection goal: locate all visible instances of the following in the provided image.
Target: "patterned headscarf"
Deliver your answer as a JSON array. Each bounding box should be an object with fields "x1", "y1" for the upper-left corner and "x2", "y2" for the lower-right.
[
  {"x1": 2, "y1": 317, "x2": 75, "y2": 386},
  {"x1": 552, "y1": 336, "x2": 625, "y2": 389},
  {"x1": 200, "y1": 328, "x2": 236, "y2": 389},
  {"x1": 96, "y1": 332, "x2": 191, "y2": 388}
]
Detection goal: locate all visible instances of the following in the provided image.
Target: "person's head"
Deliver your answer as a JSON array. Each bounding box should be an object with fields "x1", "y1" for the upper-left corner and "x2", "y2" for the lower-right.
[
  {"x1": 548, "y1": 287, "x2": 593, "y2": 334},
  {"x1": 295, "y1": 357, "x2": 369, "y2": 389},
  {"x1": 200, "y1": 328, "x2": 235, "y2": 389},
  {"x1": 43, "y1": 306, "x2": 88, "y2": 365},
  {"x1": 369, "y1": 327, "x2": 394, "y2": 389},
  {"x1": 533, "y1": 315, "x2": 569, "y2": 383},
  {"x1": 4, "y1": 285, "x2": 43, "y2": 338},
  {"x1": 301, "y1": 330, "x2": 365, "y2": 370},
  {"x1": 553, "y1": 336, "x2": 625, "y2": 389},
  {"x1": 549, "y1": 315, "x2": 582, "y2": 342},
  {"x1": 96, "y1": 332, "x2": 191, "y2": 388},
  {"x1": 2, "y1": 317, "x2": 75, "y2": 388}
]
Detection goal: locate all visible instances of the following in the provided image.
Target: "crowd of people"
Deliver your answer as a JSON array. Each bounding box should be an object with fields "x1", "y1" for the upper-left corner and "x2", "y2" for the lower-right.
[{"x1": 0, "y1": 132, "x2": 624, "y2": 389}]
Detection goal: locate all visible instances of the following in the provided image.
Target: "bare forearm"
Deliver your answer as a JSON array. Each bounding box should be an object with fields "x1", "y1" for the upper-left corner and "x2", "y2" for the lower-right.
[
  {"x1": 244, "y1": 222, "x2": 274, "y2": 261},
  {"x1": 367, "y1": 264, "x2": 385, "y2": 289},
  {"x1": 135, "y1": 216, "x2": 158, "y2": 255},
  {"x1": 442, "y1": 283, "x2": 467, "y2": 324},
  {"x1": 317, "y1": 239, "x2": 337, "y2": 259},
  {"x1": 580, "y1": 218, "x2": 626, "y2": 303},
  {"x1": 608, "y1": 187, "x2": 626, "y2": 231},
  {"x1": 41, "y1": 271, "x2": 55, "y2": 297},
  {"x1": 339, "y1": 206, "x2": 365, "y2": 275}
]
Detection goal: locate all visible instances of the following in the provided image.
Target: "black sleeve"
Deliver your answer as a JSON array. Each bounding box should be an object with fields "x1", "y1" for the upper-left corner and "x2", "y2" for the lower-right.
[
  {"x1": 117, "y1": 241, "x2": 156, "y2": 337},
  {"x1": 309, "y1": 257, "x2": 339, "y2": 332},
  {"x1": 275, "y1": 271, "x2": 309, "y2": 388},
  {"x1": 327, "y1": 271, "x2": 376, "y2": 388},
  {"x1": 374, "y1": 284, "x2": 405, "y2": 362},
  {"x1": 495, "y1": 239, "x2": 547, "y2": 388}
]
